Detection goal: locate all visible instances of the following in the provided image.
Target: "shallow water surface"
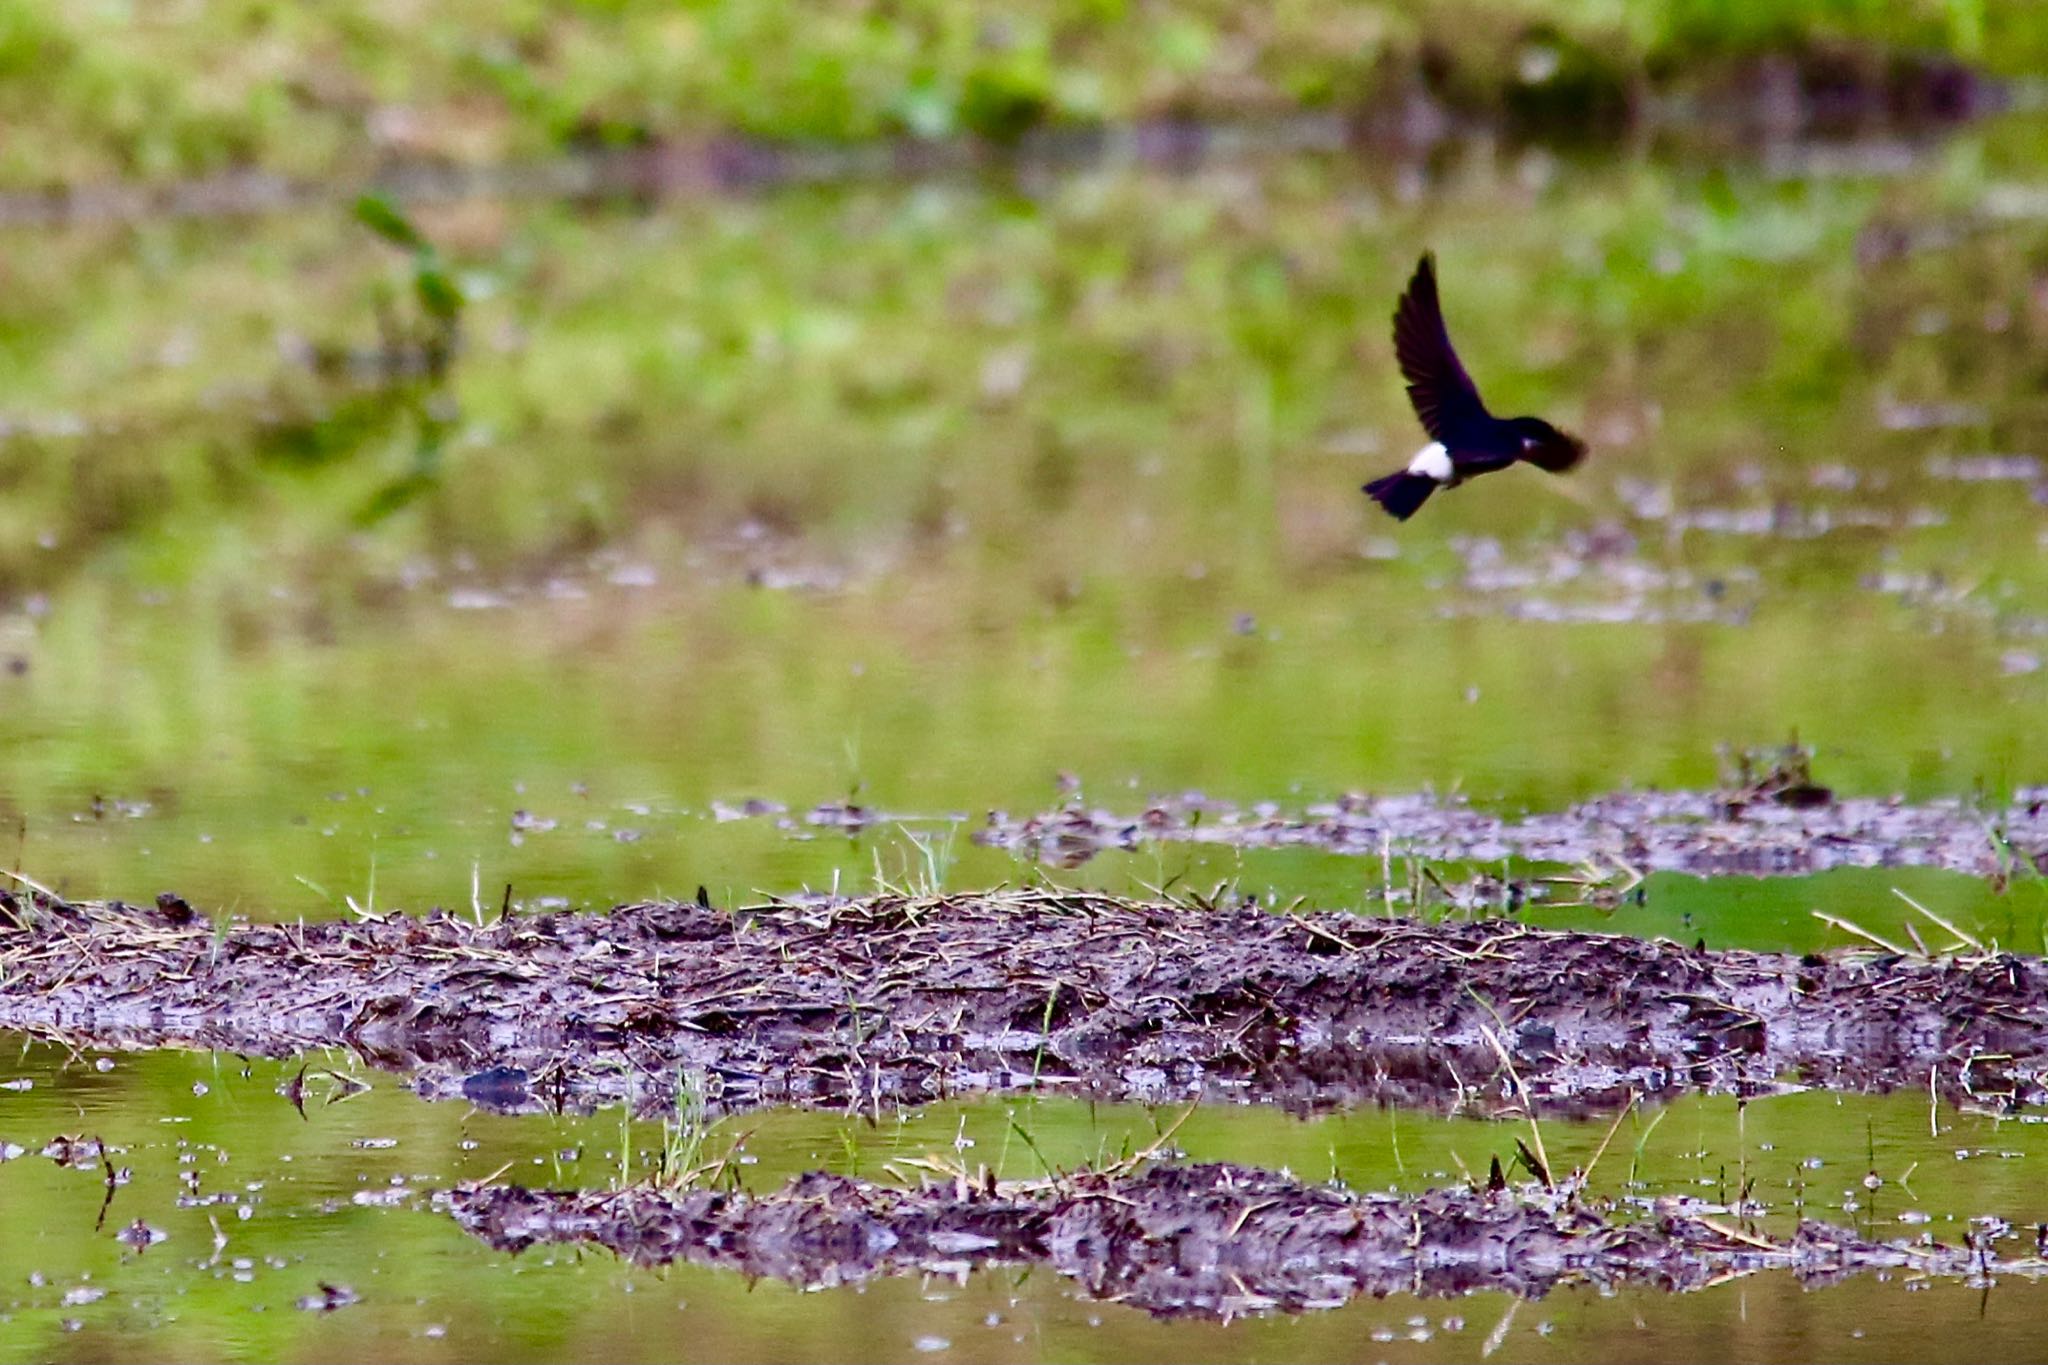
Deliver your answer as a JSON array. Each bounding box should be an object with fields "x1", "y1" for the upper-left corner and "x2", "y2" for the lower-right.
[
  {"x1": 3, "y1": 1041, "x2": 2047, "y2": 1363},
  {"x1": 2, "y1": 119, "x2": 2048, "y2": 915}
]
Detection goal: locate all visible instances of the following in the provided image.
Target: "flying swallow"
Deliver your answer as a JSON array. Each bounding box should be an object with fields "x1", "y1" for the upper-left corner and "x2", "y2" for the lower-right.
[{"x1": 1363, "y1": 253, "x2": 1585, "y2": 520}]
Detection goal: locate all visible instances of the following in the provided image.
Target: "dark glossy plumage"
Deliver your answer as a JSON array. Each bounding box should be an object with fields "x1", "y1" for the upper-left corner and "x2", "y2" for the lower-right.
[
  {"x1": 1364, "y1": 253, "x2": 1585, "y2": 521},
  {"x1": 1392, "y1": 253, "x2": 1488, "y2": 448}
]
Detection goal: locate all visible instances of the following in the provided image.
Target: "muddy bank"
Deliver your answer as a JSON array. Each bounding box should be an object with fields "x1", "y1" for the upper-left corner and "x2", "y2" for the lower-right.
[
  {"x1": 4, "y1": 889, "x2": 2048, "y2": 1116},
  {"x1": 448, "y1": 1161, "x2": 2037, "y2": 1317},
  {"x1": 973, "y1": 789, "x2": 2048, "y2": 879}
]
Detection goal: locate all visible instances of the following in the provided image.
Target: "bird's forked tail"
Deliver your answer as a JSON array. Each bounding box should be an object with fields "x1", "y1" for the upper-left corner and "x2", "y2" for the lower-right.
[{"x1": 1362, "y1": 470, "x2": 1437, "y2": 521}]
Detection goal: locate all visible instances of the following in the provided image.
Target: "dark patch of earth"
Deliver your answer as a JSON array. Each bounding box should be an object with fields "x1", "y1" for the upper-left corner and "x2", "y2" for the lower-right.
[{"x1": 4, "y1": 888, "x2": 2047, "y2": 1117}]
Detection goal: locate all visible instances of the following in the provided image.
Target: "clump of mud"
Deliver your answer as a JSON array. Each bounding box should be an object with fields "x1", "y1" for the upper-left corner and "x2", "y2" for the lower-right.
[
  {"x1": 447, "y1": 1160, "x2": 2033, "y2": 1318},
  {"x1": 4, "y1": 889, "x2": 2047, "y2": 1116}
]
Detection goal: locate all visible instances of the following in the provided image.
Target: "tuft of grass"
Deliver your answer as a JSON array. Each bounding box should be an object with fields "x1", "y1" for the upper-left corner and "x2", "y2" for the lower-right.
[
  {"x1": 653, "y1": 1067, "x2": 711, "y2": 1189},
  {"x1": 0, "y1": 866, "x2": 67, "y2": 924},
  {"x1": 872, "y1": 821, "x2": 959, "y2": 898}
]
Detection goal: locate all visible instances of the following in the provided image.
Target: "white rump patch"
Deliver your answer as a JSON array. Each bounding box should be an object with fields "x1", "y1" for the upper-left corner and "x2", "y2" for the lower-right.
[{"x1": 1406, "y1": 441, "x2": 1453, "y2": 483}]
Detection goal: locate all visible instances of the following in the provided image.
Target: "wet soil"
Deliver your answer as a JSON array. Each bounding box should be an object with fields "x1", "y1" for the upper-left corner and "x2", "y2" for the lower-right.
[
  {"x1": 974, "y1": 789, "x2": 2048, "y2": 879},
  {"x1": 4, "y1": 889, "x2": 2048, "y2": 1117},
  {"x1": 448, "y1": 1161, "x2": 2038, "y2": 1318}
]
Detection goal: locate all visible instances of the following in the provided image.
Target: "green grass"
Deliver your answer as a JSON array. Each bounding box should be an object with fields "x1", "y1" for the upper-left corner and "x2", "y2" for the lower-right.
[{"x1": 6, "y1": 0, "x2": 2046, "y2": 189}]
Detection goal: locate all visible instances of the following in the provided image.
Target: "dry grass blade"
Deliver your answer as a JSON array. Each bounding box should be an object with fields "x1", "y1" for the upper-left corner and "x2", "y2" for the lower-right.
[
  {"x1": 1481, "y1": 1297, "x2": 1521, "y2": 1360},
  {"x1": 1578, "y1": 1090, "x2": 1639, "y2": 1189},
  {"x1": 0, "y1": 866, "x2": 67, "y2": 909},
  {"x1": 1891, "y1": 887, "x2": 1984, "y2": 954},
  {"x1": 1682, "y1": 1212, "x2": 1781, "y2": 1253},
  {"x1": 1811, "y1": 910, "x2": 1913, "y2": 957},
  {"x1": 1472, "y1": 1009, "x2": 1552, "y2": 1190},
  {"x1": 1102, "y1": 1102, "x2": 1200, "y2": 1179}
]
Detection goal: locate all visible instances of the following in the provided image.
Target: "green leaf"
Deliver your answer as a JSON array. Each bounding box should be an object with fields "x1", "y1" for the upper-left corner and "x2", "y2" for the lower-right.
[
  {"x1": 354, "y1": 193, "x2": 425, "y2": 251},
  {"x1": 354, "y1": 468, "x2": 439, "y2": 526},
  {"x1": 413, "y1": 266, "x2": 465, "y2": 323}
]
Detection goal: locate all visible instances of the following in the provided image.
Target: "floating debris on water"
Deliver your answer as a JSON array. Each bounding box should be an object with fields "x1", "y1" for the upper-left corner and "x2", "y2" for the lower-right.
[
  {"x1": 116, "y1": 1220, "x2": 166, "y2": 1250},
  {"x1": 974, "y1": 786, "x2": 2047, "y2": 878},
  {"x1": 296, "y1": 1282, "x2": 359, "y2": 1312}
]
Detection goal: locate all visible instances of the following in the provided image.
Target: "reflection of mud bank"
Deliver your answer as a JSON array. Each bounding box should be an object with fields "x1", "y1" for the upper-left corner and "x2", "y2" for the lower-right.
[
  {"x1": 448, "y1": 1161, "x2": 2035, "y2": 1318},
  {"x1": 974, "y1": 790, "x2": 2048, "y2": 878},
  {"x1": 5, "y1": 889, "x2": 2048, "y2": 1116}
]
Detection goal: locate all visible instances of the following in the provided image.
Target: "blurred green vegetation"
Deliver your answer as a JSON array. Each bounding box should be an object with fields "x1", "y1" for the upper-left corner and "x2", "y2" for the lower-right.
[
  {"x1": 0, "y1": 0, "x2": 2039, "y2": 188},
  {"x1": 8, "y1": 123, "x2": 2048, "y2": 595},
  {"x1": 2, "y1": 121, "x2": 2048, "y2": 920}
]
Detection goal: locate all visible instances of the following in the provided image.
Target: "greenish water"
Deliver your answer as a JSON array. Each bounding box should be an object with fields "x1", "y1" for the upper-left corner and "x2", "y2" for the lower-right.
[
  {"x1": 3, "y1": 1042, "x2": 2047, "y2": 1364},
  {"x1": 7, "y1": 123, "x2": 2048, "y2": 920},
  {"x1": 6, "y1": 109, "x2": 2048, "y2": 1358}
]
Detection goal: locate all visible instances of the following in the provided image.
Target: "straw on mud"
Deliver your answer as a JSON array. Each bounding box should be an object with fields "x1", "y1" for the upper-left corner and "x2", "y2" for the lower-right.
[
  {"x1": 1891, "y1": 886, "x2": 1984, "y2": 954},
  {"x1": 1903, "y1": 919, "x2": 1932, "y2": 957},
  {"x1": 0, "y1": 865, "x2": 66, "y2": 909},
  {"x1": 1811, "y1": 910, "x2": 1912, "y2": 956},
  {"x1": 1469, "y1": 991, "x2": 1552, "y2": 1190},
  {"x1": 1682, "y1": 1211, "x2": 1779, "y2": 1252},
  {"x1": 1225, "y1": 1198, "x2": 1282, "y2": 1238},
  {"x1": 1288, "y1": 914, "x2": 1355, "y2": 954},
  {"x1": 10, "y1": 890, "x2": 2048, "y2": 1121}
]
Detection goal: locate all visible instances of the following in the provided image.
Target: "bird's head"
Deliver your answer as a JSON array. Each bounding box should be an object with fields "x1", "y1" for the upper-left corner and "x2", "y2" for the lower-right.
[{"x1": 1508, "y1": 416, "x2": 1587, "y2": 474}]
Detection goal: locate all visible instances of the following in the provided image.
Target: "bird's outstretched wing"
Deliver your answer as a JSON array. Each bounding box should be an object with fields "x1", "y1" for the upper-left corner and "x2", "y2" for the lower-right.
[{"x1": 1392, "y1": 253, "x2": 1489, "y2": 444}]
